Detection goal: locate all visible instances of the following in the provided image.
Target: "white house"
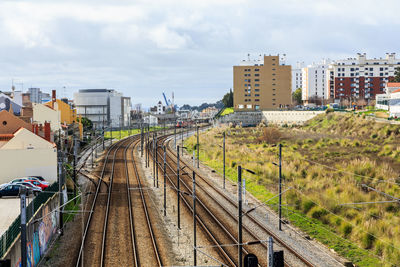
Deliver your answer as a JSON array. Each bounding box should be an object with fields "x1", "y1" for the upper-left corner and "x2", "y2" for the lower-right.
[
  {"x1": 0, "y1": 127, "x2": 57, "y2": 184},
  {"x1": 32, "y1": 103, "x2": 61, "y2": 131}
]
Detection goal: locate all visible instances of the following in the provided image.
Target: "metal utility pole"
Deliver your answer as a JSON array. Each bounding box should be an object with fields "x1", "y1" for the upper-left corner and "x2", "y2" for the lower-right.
[
  {"x1": 268, "y1": 237, "x2": 274, "y2": 267},
  {"x1": 156, "y1": 135, "x2": 159, "y2": 188},
  {"x1": 223, "y1": 131, "x2": 226, "y2": 189},
  {"x1": 174, "y1": 121, "x2": 177, "y2": 149},
  {"x1": 119, "y1": 116, "x2": 122, "y2": 140},
  {"x1": 58, "y1": 151, "x2": 64, "y2": 236},
  {"x1": 20, "y1": 186, "x2": 27, "y2": 267},
  {"x1": 278, "y1": 143, "x2": 282, "y2": 231},
  {"x1": 145, "y1": 128, "x2": 148, "y2": 168},
  {"x1": 147, "y1": 125, "x2": 150, "y2": 167},
  {"x1": 73, "y1": 135, "x2": 77, "y2": 204},
  {"x1": 181, "y1": 128, "x2": 183, "y2": 156},
  {"x1": 238, "y1": 166, "x2": 243, "y2": 267},
  {"x1": 177, "y1": 146, "x2": 181, "y2": 229},
  {"x1": 163, "y1": 146, "x2": 167, "y2": 216},
  {"x1": 197, "y1": 126, "x2": 200, "y2": 168},
  {"x1": 192, "y1": 171, "x2": 197, "y2": 267},
  {"x1": 140, "y1": 123, "x2": 143, "y2": 157},
  {"x1": 91, "y1": 133, "x2": 94, "y2": 168},
  {"x1": 153, "y1": 133, "x2": 156, "y2": 187}
]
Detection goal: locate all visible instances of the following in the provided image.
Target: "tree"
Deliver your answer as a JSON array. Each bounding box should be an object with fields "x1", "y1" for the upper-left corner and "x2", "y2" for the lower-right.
[
  {"x1": 393, "y1": 67, "x2": 400, "y2": 82},
  {"x1": 77, "y1": 117, "x2": 93, "y2": 130},
  {"x1": 292, "y1": 88, "x2": 302, "y2": 105},
  {"x1": 222, "y1": 89, "x2": 233, "y2": 107}
]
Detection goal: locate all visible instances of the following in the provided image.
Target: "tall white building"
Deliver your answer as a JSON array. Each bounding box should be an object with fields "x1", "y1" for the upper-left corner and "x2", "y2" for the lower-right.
[
  {"x1": 291, "y1": 62, "x2": 304, "y2": 92},
  {"x1": 74, "y1": 89, "x2": 131, "y2": 128},
  {"x1": 302, "y1": 59, "x2": 331, "y2": 104}
]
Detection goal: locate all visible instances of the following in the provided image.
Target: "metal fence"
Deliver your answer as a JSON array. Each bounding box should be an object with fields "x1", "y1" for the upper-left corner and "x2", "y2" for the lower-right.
[{"x1": 0, "y1": 182, "x2": 59, "y2": 259}]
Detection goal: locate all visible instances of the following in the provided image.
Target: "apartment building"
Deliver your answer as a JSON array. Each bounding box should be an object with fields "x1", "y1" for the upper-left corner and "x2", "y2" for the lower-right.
[
  {"x1": 302, "y1": 59, "x2": 331, "y2": 104},
  {"x1": 233, "y1": 55, "x2": 291, "y2": 111},
  {"x1": 74, "y1": 89, "x2": 131, "y2": 128},
  {"x1": 292, "y1": 62, "x2": 304, "y2": 92},
  {"x1": 326, "y1": 53, "x2": 400, "y2": 102}
]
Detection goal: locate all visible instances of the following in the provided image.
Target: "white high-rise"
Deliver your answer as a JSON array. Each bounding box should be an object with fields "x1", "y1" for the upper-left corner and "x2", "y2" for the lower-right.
[
  {"x1": 302, "y1": 59, "x2": 331, "y2": 104},
  {"x1": 291, "y1": 62, "x2": 304, "y2": 92}
]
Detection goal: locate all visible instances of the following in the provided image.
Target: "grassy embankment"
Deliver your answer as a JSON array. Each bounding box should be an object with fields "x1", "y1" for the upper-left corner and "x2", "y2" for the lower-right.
[
  {"x1": 104, "y1": 126, "x2": 166, "y2": 140},
  {"x1": 220, "y1": 107, "x2": 234, "y2": 116},
  {"x1": 185, "y1": 113, "x2": 400, "y2": 266}
]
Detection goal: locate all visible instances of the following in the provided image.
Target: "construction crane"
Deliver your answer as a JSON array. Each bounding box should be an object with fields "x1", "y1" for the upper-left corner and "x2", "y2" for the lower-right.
[{"x1": 162, "y1": 92, "x2": 175, "y2": 113}]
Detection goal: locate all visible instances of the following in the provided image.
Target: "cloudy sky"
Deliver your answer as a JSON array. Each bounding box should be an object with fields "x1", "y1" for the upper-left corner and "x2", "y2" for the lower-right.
[{"x1": 0, "y1": 0, "x2": 399, "y2": 107}]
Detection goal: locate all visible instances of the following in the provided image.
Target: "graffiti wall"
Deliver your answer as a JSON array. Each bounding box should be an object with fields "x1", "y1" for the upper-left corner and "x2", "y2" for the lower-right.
[{"x1": 9, "y1": 195, "x2": 59, "y2": 267}]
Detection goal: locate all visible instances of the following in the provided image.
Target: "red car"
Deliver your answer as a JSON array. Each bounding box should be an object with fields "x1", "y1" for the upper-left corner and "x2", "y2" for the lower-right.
[{"x1": 24, "y1": 179, "x2": 49, "y2": 190}]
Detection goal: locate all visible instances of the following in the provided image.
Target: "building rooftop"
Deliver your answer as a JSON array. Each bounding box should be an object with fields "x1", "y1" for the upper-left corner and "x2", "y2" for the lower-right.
[
  {"x1": 387, "y1": 83, "x2": 400, "y2": 88},
  {"x1": 78, "y1": 89, "x2": 115, "y2": 93}
]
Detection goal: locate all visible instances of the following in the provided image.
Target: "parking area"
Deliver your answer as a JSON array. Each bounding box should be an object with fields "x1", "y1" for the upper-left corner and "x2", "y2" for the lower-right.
[{"x1": 0, "y1": 196, "x2": 32, "y2": 236}]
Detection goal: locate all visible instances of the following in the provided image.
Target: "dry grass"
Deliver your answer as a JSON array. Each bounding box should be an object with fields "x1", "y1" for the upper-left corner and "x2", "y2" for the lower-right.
[{"x1": 185, "y1": 115, "x2": 400, "y2": 266}]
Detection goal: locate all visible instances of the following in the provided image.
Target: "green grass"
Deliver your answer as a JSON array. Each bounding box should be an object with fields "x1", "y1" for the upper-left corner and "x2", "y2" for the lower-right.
[
  {"x1": 220, "y1": 107, "x2": 234, "y2": 116},
  {"x1": 63, "y1": 194, "x2": 81, "y2": 223},
  {"x1": 104, "y1": 127, "x2": 166, "y2": 140}
]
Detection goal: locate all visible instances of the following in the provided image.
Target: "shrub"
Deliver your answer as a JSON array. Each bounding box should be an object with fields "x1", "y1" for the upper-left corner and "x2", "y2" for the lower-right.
[
  {"x1": 370, "y1": 133, "x2": 378, "y2": 139},
  {"x1": 341, "y1": 223, "x2": 353, "y2": 237},
  {"x1": 257, "y1": 127, "x2": 282, "y2": 144},
  {"x1": 326, "y1": 108, "x2": 334, "y2": 114},
  {"x1": 302, "y1": 200, "x2": 315, "y2": 213},
  {"x1": 362, "y1": 233, "x2": 376, "y2": 249},
  {"x1": 310, "y1": 207, "x2": 328, "y2": 219}
]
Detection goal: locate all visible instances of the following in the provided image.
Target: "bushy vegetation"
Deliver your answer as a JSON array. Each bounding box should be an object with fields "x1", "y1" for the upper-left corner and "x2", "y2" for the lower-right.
[{"x1": 185, "y1": 114, "x2": 400, "y2": 266}]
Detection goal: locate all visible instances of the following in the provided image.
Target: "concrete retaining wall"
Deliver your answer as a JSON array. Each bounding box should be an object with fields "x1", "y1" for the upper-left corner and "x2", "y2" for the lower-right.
[
  {"x1": 262, "y1": 111, "x2": 324, "y2": 125},
  {"x1": 217, "y1": 111, "x2": 262, "y2": 126}
]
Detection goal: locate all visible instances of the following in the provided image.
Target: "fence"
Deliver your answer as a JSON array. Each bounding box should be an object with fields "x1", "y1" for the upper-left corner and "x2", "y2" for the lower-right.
[{"x1": 0, "y1": 182, "x2": 59, "y2": 265}]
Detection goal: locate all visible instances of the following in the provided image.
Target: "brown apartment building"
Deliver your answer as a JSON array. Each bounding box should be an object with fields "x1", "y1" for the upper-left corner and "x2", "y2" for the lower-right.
[{"x1": 233, "y1": 55, "x2": 291, "y2": 111}]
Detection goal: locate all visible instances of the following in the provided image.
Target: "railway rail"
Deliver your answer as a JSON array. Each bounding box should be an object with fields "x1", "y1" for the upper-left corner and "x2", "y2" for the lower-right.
[
  {"x1": 149, "y1": 130, "x2": 314, "y2": 267},
  {"x1": 75, "y1": 133, "x2": 163, "y2": 267}
]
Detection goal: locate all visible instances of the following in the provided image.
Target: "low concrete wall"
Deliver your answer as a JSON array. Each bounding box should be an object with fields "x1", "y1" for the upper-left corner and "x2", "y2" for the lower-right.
[
  {"x1": 218, "y1": 111, "x2": 262, "y2": 126},
  {"x1": 3, "y1": 193, "x2": 60, "y2": 267},
  {"x1": 262, "y1": 111, "x2": 324, "y2": 125}
]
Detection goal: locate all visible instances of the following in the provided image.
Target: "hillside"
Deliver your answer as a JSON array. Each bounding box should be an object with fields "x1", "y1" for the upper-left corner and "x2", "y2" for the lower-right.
[{"x1": 185, "y1": 112, "x2": 400, "y2": 266}]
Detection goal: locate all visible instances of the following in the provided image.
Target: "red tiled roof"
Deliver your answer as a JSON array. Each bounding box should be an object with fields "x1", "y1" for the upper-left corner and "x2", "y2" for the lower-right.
[
  {"x1": 388, "y1": 83, "x2": 400, "y2": 87},
  {"x1": 392, "y1": 88, "x2": 400, "y2": 93}
]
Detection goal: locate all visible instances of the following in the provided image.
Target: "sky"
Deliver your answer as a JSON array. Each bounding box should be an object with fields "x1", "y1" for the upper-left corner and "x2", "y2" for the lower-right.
[{"x1": 0, "y1": 0, "x2": 399, "y2": 108}]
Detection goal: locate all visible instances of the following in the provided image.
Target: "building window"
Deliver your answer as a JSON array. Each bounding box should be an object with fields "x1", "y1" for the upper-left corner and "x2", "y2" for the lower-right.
[
  {"x1": 255, "y1": 84, "x2": 260, "y2": 87},
  {"x1": 255, "y1": 94, "x2": 260, "y2": 97},
  {"x1": 255, "y1": 89, "x2": 260, "y2": 92},
  {"x1": 238, "y1": 104, "x2": 244, "y2": 109},
  {"x1": 255, "y1": 74, "x2": 260, "y2": 77},
  {"x1": 255, "y1": 79, "x2": 259, "y2": 81},
  {"x1": 246, "y1": 104, "x2": 252, "y2": 108},
  {"x1": 255, "y1": 99, "x2": 260, "y2": 102},
  {"x1": 255, "y1": 105, "x2": 260, "y2": 110},
  {"x1": 255, "y1": 69, "x2": 260, "y2": 71}
]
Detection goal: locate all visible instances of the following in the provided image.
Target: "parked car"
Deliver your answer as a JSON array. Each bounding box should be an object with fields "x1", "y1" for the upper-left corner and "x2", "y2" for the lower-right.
[
  {"x1": 0, "y1": 184, "x2": 32, "y2": 198},
  {"x1": 24, "y1": 179, "x2": 48, "y2": 190},
  {"x1": 27, "y1": 176, "x2": 49, "y2": 185},
  {"x1": 14, "y1": 182, "x2": 42, "y2": 193}
]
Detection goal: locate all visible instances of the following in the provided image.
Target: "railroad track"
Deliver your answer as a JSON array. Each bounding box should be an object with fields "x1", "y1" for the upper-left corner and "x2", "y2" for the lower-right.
[
  {"x1": 149, "y1": 130, "x2": 314, "y2": 267},
  {"x1": 75, "y1": 133, "x2": 163, "y2": 267}
]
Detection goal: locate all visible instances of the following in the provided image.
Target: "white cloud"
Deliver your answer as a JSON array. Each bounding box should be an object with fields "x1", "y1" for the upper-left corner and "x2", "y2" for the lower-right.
[{"x1": 0, "y1": 0, "x2": 399, "y2": 105}]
